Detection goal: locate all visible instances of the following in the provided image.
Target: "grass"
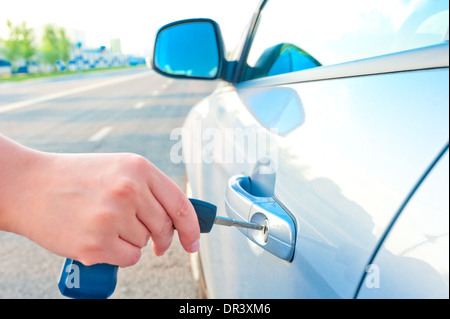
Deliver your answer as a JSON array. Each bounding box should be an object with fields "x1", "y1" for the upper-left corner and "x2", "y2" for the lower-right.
[{"x1": 0, "y1": 65, "x2": 147, "y2": 82}]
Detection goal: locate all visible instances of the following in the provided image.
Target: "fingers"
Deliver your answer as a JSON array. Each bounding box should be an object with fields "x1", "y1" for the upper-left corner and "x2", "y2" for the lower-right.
[
  {"x1": 79, "y1": 154, "x2": 200, "y2": 267},
  {"x1": 75, "y1": 233, "x2": 143, "y2": 268},
  {"x1": 136, "y1": 188, "x2": 175, "y2": 256},
  {"x1": 110, "y1": 156, "x2": 200, "y2": 257},
  {"x1": 118, "y1": 214, "x2": 151, "y2": 249},
  {"x1": 144, "y1": 163, "x2": 200, "y2": 254},
  {"x1": 100, "y1": 238, "x2": 143, "y2": 268}
]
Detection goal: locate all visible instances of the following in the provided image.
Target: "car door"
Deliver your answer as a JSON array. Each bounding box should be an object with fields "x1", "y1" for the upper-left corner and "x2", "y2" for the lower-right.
[
  {"x1": 151, "y1": 0, "x2": 449, "y2": 298},
  {"x1": 357, "y1": 148, "x2": 449, "y2": 298},
  {"x1": 182, "y1": 0, "x2": 449, "y2": 298}
]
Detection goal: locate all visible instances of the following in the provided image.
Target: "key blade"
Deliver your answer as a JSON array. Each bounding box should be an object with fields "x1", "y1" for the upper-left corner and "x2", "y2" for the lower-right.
[{"x1": 214, "y1": 216, "x2": 264, "y2": 231}]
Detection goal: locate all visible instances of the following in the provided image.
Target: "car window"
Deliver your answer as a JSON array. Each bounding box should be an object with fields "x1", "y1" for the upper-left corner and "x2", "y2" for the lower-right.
[{"x1": 241, "y1": 0, "x2": 449, "y2": 82}]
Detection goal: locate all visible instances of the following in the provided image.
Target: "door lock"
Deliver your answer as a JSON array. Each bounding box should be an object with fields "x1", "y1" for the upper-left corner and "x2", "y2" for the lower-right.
[{"x1": 225, "y1": 175, "x2": 297, "y2": 262}]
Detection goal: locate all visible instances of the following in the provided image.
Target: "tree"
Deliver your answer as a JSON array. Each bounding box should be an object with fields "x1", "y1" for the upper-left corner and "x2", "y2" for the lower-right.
[
  {"x1": 0, "y1": 20, "x2": 36, "y2": 72},
  {"x1": 58, "y1": 28, "x2": 72, "y2": 65},
  {"x1": 18, "y1": 21, "x2": 35, "y2": 63},
  {"x1": 0, "y1": 20, "x2": 21, "y2": 70},
  {"x1": 40, "y1": 24, "x2": 72, "y2": 71},
  {"x1": 40, "y1": 24, "x2": 60, "y2": 71}
]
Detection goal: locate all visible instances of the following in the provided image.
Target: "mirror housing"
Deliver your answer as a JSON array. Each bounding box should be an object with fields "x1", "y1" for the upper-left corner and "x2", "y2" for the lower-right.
[{"x1": 152, "y1": 19, "x2": 226, "y2": 80}]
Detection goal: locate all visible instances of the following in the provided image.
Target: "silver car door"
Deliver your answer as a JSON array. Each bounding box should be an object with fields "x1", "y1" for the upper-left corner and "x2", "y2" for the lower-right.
[{"x1": 185, "y1": 0, "x2": 449, "y2": 298}]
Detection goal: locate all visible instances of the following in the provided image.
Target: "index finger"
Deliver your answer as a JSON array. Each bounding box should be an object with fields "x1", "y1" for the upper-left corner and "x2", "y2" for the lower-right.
[{"x1": 146, "y1": 163, "x2": 200, "y2": 253}]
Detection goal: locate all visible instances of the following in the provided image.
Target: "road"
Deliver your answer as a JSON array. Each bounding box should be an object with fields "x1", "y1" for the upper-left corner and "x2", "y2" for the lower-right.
[{"x1": 0, "y1": 67, "x2": 217, "y2": 298}]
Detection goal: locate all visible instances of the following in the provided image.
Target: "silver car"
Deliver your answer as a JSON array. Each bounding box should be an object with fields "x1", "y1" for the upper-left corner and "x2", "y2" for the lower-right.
[{"x1": 153, "y1": 0, "x2": 449, "y2": 298}]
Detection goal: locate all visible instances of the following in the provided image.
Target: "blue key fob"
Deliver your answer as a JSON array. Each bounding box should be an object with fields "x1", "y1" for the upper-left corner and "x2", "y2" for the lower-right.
[
  {"x1": 189, "y1": 198, "x2": 217, "y2": 233},
  {"x1": 58, "y1": 258, "x2": 118, "y2": 299}
]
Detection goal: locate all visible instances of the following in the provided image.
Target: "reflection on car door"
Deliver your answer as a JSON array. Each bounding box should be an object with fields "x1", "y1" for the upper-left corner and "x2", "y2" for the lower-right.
[
  {"x1": 187, "y1": 65, "x2": 448, "y2": 298},
  {"x1": 185, "y1": 0, "x2": 449, "y2": 298}
]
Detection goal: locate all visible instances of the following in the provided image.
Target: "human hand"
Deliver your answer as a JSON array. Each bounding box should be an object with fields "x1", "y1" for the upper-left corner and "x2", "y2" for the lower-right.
[{"x1": 0, "y1": 140, "x2": 200, "y2": 267}]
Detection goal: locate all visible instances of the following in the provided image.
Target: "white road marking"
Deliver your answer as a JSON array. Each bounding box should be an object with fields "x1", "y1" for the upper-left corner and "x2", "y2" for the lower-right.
[
  {"x1": 134, "y1": 101, "x2": 145, "y2": 109},
  {"x1": 161, "y1": 79, "x2": 173, "y2": 90},
  {"x1": 0, "y1": 71, "x2": 151, "y2": 114},
  {"x1": 88, "y1": 126, "x2": 113, "y2": 142}
]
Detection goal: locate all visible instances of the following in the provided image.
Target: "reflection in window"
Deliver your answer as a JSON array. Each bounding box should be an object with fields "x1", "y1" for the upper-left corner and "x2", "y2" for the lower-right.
[
  {"x1": 242, "y1": 0, "x2": 449, "y2": 82},
  {"x1": 244, "y1": 43, "x2": 321, "y2": 80}
]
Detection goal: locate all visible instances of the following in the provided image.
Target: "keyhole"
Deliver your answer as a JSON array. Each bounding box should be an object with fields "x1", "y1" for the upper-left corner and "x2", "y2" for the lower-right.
[
  {"x1": 261, "y1": 218, "x2": 269, "y2": 243},
  {"x1": 250, "y1": 213, "x2": 269, "y2": 245}
]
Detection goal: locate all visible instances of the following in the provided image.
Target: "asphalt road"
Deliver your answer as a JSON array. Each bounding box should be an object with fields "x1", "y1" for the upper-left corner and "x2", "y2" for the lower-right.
[{"x1": 0, "y1": 67, "x2": 217, "y2": 298}]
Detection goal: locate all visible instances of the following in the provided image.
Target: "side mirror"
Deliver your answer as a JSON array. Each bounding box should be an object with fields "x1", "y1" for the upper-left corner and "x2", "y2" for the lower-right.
[{"x1": 152, "y1": 19, "x2": 225, "y2": 80}]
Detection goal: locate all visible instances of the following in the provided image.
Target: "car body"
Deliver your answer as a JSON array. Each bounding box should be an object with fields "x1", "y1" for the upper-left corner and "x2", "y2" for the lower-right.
[{"x1": 153, "y1": 0, "x2": 449, "y2": 298}]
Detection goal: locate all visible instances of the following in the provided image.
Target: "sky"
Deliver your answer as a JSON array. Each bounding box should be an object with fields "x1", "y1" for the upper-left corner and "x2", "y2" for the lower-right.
[{"x1": 0, "y1": 0, "x2": 260, "y2": 56}]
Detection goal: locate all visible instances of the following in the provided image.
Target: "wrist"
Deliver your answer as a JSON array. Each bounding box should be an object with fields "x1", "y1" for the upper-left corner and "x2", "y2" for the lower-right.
[{"x1": 0, "y1": 135, "x2": 46, "y2": 234}]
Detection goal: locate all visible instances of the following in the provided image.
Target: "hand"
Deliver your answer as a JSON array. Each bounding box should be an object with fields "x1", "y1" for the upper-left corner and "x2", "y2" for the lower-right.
[{"x1": 0, "y1": 136, "x2": 200, "y2": 267}]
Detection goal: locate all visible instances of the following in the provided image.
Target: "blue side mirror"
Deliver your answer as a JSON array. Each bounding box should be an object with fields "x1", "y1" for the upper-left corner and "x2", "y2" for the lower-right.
[{"x1": 152, "y1": 19, "x2": 225, "y2": 80}]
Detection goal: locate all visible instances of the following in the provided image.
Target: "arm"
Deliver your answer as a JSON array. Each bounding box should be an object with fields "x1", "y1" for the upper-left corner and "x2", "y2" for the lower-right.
[{"x1": 0, "y1": 134, "x2": 200, "y2": 267}]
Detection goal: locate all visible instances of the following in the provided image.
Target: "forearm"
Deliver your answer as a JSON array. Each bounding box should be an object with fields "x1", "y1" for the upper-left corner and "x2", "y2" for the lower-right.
[{"x1": 0, "y1": 134, "x2": 44, "y2": 234}]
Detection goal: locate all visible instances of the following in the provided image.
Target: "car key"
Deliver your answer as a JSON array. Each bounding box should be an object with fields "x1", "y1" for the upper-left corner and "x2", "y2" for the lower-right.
[
  {"x1": 58, "y1": 198, "x2": 265, "y2": 298},
  {"x1": 189, "y1": 198, "x2": 265, "y2": 233}
]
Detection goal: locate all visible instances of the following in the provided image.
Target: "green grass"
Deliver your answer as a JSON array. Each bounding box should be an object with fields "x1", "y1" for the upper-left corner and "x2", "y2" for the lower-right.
[{"x1": 0, "y1": 65, "x2": 147, "y2": 82}]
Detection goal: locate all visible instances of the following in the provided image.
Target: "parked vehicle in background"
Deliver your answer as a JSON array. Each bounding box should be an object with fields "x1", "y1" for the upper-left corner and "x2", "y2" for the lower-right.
[
  {"x1": 153, "y1": 0, "x2": 449, "y2": 298},
  {"x1": 0, "y1": 59, "x2": 11, "y2": 75}
]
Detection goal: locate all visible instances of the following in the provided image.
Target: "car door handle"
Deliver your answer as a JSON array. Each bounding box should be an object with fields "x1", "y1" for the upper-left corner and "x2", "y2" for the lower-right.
[{"x1": 225, "y1": 175, "x2": 296, "y2": 262}]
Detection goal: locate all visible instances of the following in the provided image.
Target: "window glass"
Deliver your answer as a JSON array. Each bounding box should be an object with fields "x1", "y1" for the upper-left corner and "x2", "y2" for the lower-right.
[{"x1": 242, "y1": 0, "x2": 449, "y2": 81}]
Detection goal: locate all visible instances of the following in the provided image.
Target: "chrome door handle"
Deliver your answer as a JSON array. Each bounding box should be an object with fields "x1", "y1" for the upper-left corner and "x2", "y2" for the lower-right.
[{"x1": 225, "y1": 175, "x2": 296, "y2": 262}]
